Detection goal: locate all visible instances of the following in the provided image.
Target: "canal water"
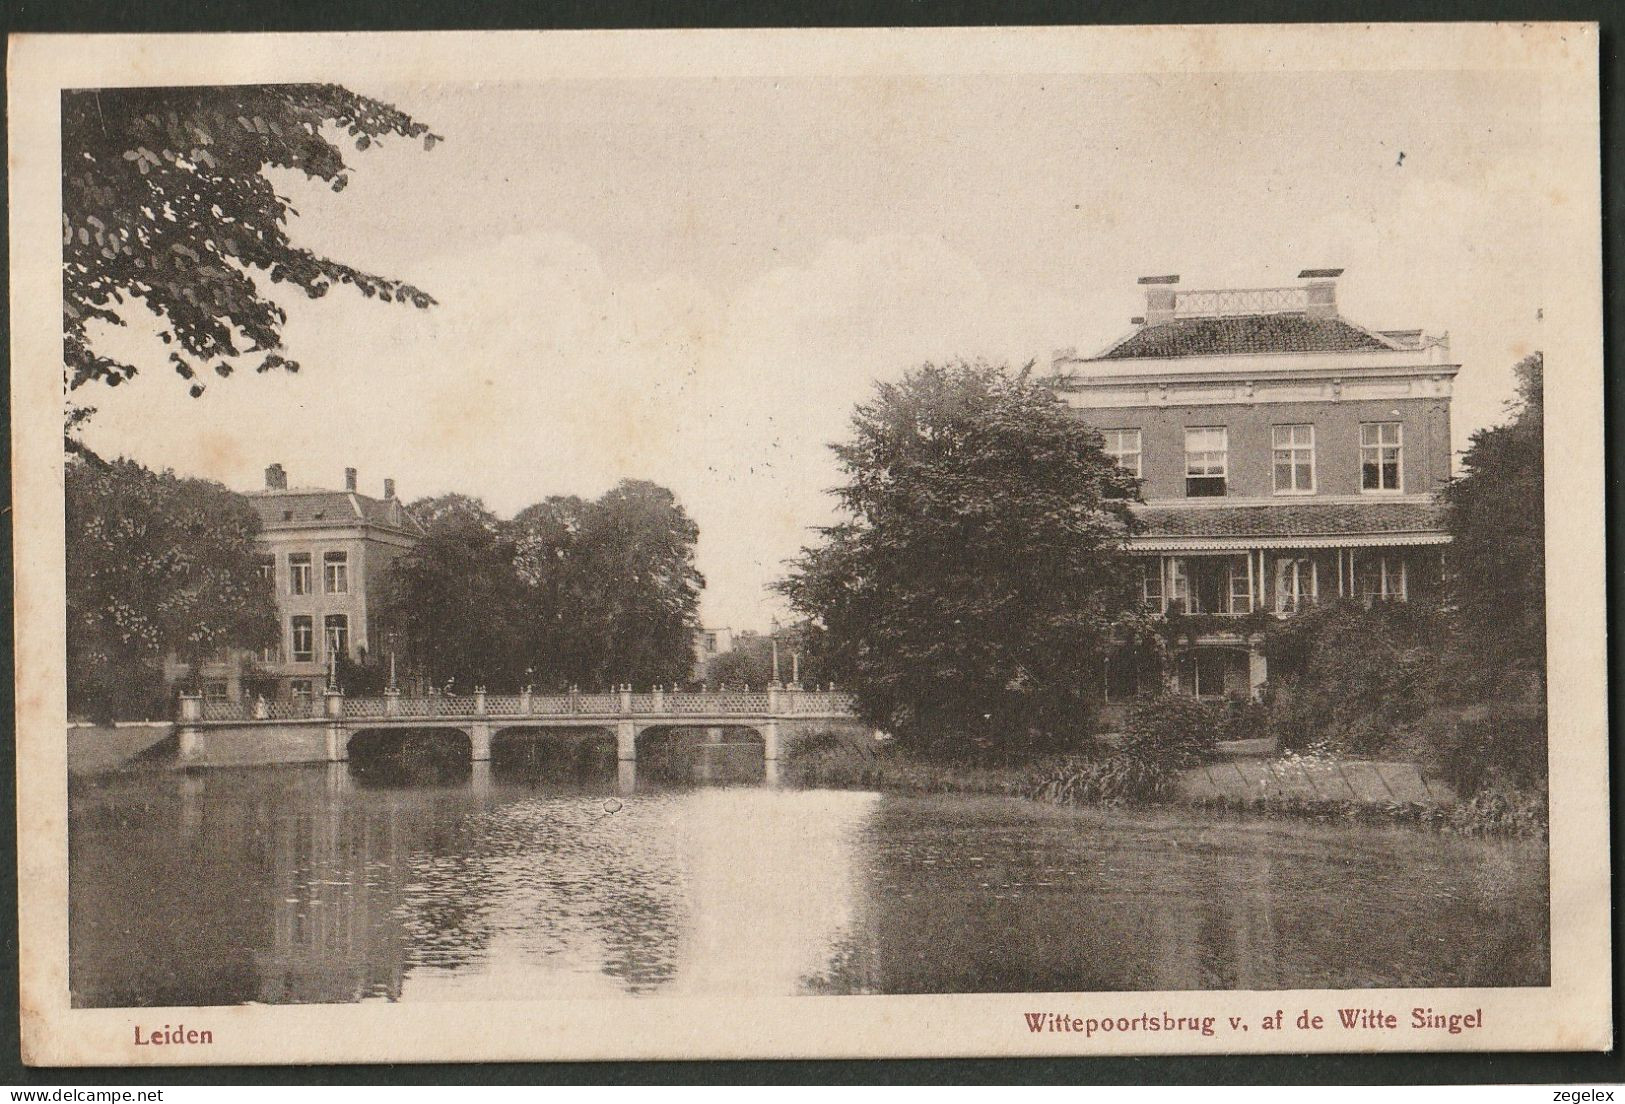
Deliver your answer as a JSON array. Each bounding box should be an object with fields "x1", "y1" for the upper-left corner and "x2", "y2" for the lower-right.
[{"x1": 68, "y1": 754, "x2": 1549, "y2": 1007}]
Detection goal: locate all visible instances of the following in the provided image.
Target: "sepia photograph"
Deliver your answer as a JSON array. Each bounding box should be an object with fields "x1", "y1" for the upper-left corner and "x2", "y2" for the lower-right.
[{"x1": 8, "y1": 24, "x2": 1608, "y2": 1064}]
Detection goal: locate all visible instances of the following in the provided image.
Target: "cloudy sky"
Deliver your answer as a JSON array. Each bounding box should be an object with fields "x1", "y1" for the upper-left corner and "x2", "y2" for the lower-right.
[{"x1": 80, "y1": 69, "x2": 1546, "y2": 630}]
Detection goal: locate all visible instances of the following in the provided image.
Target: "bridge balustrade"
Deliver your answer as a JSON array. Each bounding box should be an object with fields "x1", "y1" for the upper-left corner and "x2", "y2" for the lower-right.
[
  {"x1": 343, "y1": 697, "x2": 389, "y2": 719},
  {"x1": 185, "y1": 687, "x2": 859, "y2": 725},
  {"x1": 789, "y1": 691, "x2": 857, "y2": 714}
]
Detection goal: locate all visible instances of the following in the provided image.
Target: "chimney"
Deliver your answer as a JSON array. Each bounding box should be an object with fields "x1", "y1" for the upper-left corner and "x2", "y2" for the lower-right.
[
  {"x1": 384, "y1": 477, "x2": 396, "y2": 500},
  {"x1": 345, "y1": 467, "x2": 358, "y2": 492},
  {"x1": 1138, "y1": 274, "x2": 1179, "y2": 325},
  {"x1": 1299, "y1": 268, "x2": 1344, "y2": 319},
  {"x1": 264, "y1": 463, "x2": 287, "y2": 491}
]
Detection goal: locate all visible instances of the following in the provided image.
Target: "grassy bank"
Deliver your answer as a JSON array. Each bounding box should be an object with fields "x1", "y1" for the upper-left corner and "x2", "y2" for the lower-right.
[{"x1": 782, "y1": 742, "x2": 1547, "y2": 838}]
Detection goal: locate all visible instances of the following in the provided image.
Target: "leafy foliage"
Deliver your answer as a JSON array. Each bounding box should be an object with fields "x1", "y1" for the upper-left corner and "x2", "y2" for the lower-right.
[
  {"x1": 382, "y1": 499, "x2": 528, "y2": 692},
  {"x1": 777, "y1": 360, "x2": 1142, "y2": 758},
  {"x1": 65, "y1": 453, "x2": 278, "y2": 720},
  {"x1": 512, "y1": 480, "x2": 704, "y2": 689},
  {"x1": 1120, "y1": 694, "x2": 1235, "y2": 766},
  {"x1": 62, "y1": 84, "x2": 439, "y2": 400},
  {"x1": 1444, "y1": 352, "x2": 1545, "y2": 701},
  {"x1": 1029, "y1": 754, "x2": 1179, "y2": 806},
  {"x1": 1424, "y1": 703, "x2": 1548, "y2": 797},
  {"x1": 1259, "y1": 598, "x2": 1447, "y2": 754},
  {"x1": 384, "y1": 480, "x2": 704, "y2": 691}
]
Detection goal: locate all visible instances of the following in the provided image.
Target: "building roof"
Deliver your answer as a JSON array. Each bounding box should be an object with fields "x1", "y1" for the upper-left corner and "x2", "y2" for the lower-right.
[
  {"x1": 1130, "y1": 499, "x2": 1449, "y2": 549},
  {"x1": 1090, "y1": 314, "x2": 1399, "y2": 361},
  {"x1": 247, "y1": 489, "x2": 425, "y2": 536}
]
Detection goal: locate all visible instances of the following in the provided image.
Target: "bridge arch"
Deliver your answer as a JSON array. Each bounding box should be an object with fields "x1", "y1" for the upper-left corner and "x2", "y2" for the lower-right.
[
  {"x1": 491, "y1": 725, "x2": 617, "y2": 781},
  {"x1": 347, "y1": 726, "x2": 473, "y2": 786},
  {"x1": 636, "y1": 723, "x2": 767, "y2": 783}
]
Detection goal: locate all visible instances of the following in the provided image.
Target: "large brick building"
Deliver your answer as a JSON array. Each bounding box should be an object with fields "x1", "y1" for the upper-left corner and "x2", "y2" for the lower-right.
[
  {"x1": 1050, "y1": 270, "x2": 1459, "y2": 720},
  {"x1": 176, "y1": 464, "x2": 424, "y2": 703}
]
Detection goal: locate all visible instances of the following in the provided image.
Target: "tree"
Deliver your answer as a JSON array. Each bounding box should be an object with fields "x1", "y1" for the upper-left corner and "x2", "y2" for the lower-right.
[
  {"x1": 380, "y1": 501, "x2": 528, "y2": 692},
  {"x1": 407, "y1": 493, "x2": 501, "y2": 531},
  {"x1": 777, "y1": 361, "x2": 1142, "y2": 759},
  {"x1": 65, "y1": 453, "x2": 278, "y2": 721},
  {"x1": 1444, "y1": 352, "x2": 1545, "y2": 700},
  {"x1": 511, "y1": 481, "x2": 704, "y2": 688},
  {"x1": 62, "y1": 84, "x2": 438, "y2": 405},
  {"x1": 385, "y1": 480, "x2": 704, "y2": 691}
]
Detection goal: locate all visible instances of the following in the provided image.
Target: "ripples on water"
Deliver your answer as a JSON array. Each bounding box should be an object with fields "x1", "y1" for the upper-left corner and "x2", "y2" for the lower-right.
[{"x1": 67, "y1": 751, "x2": 1549, "y2": 1008}]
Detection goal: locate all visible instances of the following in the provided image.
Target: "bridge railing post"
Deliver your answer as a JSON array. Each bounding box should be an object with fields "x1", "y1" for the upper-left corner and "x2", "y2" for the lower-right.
[
  {"x1": 766, "y1": 682, "x2": 780, "y2": 715},
  {"x1": 618, "y1": 684, "x2": 633, "y2": 714},
  {"x1": 520, "y1": 685, "x2": 533, "y2": 713},
  {"x1": 651, "y1": 685, "x2": 665, "y2": 712},
  {"x1": 324, "y1": 687, "x2": 345, "y2": 720},
  {"x1": 474, "y1": 686, "x2": 487, "y2": 715},
  {"x1": 176, "y1": 693, "x2": 204, "y2": 761},
  {"x1": 384, "y1": 686, "x2": 401, "y2": 717}
]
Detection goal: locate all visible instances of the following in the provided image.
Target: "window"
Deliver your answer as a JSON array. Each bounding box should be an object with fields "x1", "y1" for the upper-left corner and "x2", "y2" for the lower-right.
[
  {"x1": 324, "y1": 550, "x2": 349, "y2": 594},
  {"x1": 1274, "y1": 558, "x2": 1318, "y2": 614},
  {"x1": 258, "y1": 640, "x2": 281, "y2": 664},
  {"x1": 1177, "y1": 649, "x2": 1232, "y2": 699},
  {"x1": 1361, "y1": 422, "x2": 1403, "y2": 491},
  {"x1": 291, "y1": 616, "x2": 314, "y2": 661},
  {"x1": 257, "y1": 556, "x2": 276, "y2": 587},
  {"x1": 1102, "y1": 429, "x2": 1143, "y2": 479},
  {"x1": 1272, "y1": 424, "x2": 1316, "y2": 494},
  {"x1": 203, "y1": 681, "x2": 230, "y2": 702},
  {"x1": 1227, "y1": 559, "x2": 1254, "y2": 614},
  {"x1": 1184, "y1": 427, "x2": 1227, "y2": 497},
  {"x1": 325, "y1": 615, "x2": 349, "y2": 660},
  {"x1": 1141, "y1": 560, "x2": 1164, "y2": 611},
  {"x1": 703, "y1": 632, "x2": 718, "y2": 653},
  {"x1": 1181, "y1": 556, "x2": 1254, "y2": 615},
  {"x1": 288, "y1": 553, "x2": 312, "y2": 595},
  {"x1": 1166, "y1": 558, "x2": 1190, "y2": 613},
  {"x1": 289, "y1": 679, "x2": 314, "y2": 698},
  {"x1": 1357, "y1": 555, "x2": 1408, "y2": 604}
]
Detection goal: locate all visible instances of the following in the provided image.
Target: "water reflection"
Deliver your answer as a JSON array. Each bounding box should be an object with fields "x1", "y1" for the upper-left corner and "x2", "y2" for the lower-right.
[{"x1": 68, "y1": 765, "x2": 1548, "y2": 1008}]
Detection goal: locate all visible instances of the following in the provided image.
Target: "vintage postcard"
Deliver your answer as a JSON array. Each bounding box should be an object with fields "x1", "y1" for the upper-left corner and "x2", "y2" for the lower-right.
[{"x1": 9, "y1": 25, "x2": 1609, "y2": 1064}]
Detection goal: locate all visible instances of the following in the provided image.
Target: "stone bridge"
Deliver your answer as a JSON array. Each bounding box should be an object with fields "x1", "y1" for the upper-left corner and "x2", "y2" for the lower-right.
[{"x1": 176, "y1": 685, "x2": 864, "y2": 770}]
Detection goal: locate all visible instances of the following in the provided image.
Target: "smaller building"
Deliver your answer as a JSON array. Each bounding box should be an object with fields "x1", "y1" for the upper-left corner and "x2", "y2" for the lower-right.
[
  {"x1": 173, "y1": 464, "x2": 424, "y2": 703},
  {"x1": 691, "y1": 626, "x2": 735, "y2": 680}
]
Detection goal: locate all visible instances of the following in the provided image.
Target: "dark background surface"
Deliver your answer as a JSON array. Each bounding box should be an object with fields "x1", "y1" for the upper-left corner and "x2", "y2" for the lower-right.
[{"x1": 1, "y1": 0, "x2": 1620, "y2": 1085}]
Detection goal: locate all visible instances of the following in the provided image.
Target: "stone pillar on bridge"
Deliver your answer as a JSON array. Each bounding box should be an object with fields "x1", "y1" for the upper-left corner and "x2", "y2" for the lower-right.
[
  {"x1": 618, "y1": 684, "x2": 633, "y2": 714},
  {"x1": 323, "y1": 688, "x2": 347, "y2": 762},
  {"x1": 469, "y1": 722, "x2": 492, "y2": 762},
  {"x1": 520, "y1": 685, "x2": 533, "y2": 713},
  {"x1": 177, "y1": 692, "x2": 203, "y2": 762},
  {"x1": 474, "y1": 686, "x2": 487, "y2": 715},
  {"x1": 384, "y1": 686, "x2": 401, "y2": 717},
  {"x1": 616, "y1": 720, "x2": 637, "y2": 762},
  {"x1": 650, "y1": 685, "x2": 665, "y2": 712}
]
